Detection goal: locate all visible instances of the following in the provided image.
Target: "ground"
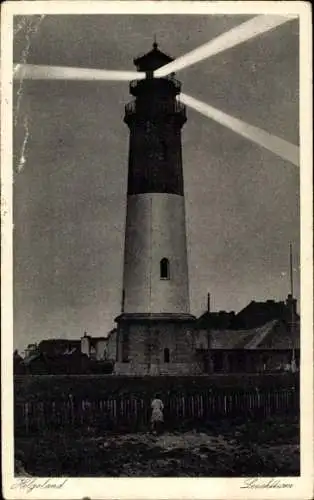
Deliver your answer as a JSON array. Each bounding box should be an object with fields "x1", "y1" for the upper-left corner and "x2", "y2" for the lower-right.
[{"x1": 15, "y1": 415, "x2": 299, "y2": 477}]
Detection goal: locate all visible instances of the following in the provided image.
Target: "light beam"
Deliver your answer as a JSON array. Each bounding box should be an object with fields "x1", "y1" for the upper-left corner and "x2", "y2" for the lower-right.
[
  {"x1": 179, "y1": 93, "x2": 299, "y2": 167},
  {"x1": 13, "y1": 64, "x2": 146, "y2": 82},
  {"x1": 155, "y1": 15, "x2": 297, "y2": 77}
]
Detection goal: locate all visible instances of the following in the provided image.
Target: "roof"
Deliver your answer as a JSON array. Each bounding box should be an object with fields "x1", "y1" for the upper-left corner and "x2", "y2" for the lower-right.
[
  {"x1": 208, "y1": 319, "x2": 299, "y2": 350},
  {"x1": 134, "y1": 43, "x2": 174, "y2": 71},
  {"x1": 210, "y1": 328, "x2": 257, "y2": 349},
  {"x1": 257, "y1": 320, "x2": 300, "y2": 349},
  {"x1": 197, "y1": 297, "x2": 299, "y2": 331},
  {"x1": 197, "y1": 311, "x2": 236, "y2": 330},
  {"x1": 22, "y1": 353, "x2": 41, "y2": 365},
  {"x1": 38, "y1": 339, "x2": 81, "y2": 355},
  {"x1": 235, "y1": 299, "x2": 299, "y2": 329},
  {"x1": 89, "y1": 337, "x2": 107, "y2": 348}
]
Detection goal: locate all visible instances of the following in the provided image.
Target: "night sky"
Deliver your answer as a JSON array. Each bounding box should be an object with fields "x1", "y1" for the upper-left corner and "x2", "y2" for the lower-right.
[{"x1": 13, "y1": 15, "x2": 299, "y2": 353}]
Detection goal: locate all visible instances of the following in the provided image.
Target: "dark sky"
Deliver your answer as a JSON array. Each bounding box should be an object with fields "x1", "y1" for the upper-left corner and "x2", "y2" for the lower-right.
[{"x1": 13, "y1": 15, "x2": 299, "y2": 353}]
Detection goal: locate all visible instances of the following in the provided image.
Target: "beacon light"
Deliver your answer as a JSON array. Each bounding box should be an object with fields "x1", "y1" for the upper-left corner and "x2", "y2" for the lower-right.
[
  {"x1": 13, "y1": 64, "x2": 146, "y2": 82},
  {"x1": 179, "y1": 92, "x2": 299, "y2": 167},
  {"x1": 155, "y1": 15, "x2": 298, "y2": 78}
]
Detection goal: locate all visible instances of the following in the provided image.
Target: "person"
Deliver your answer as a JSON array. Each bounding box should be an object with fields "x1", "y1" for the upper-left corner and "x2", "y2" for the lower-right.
[{"x1": 150, "y1": 394, "x2": 164, "y2": 434}]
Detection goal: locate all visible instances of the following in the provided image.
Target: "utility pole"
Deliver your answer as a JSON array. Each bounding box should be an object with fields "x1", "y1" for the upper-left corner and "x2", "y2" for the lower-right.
[
  {"x1": 289, "y1": 243, "x2": 296, "y2": 372},
  {"x1": 290, "y1": 242, "x2": 294, "y2": 299},
  {"x1": 207, "y1": 292, "x2": 211, "y2": 313}
]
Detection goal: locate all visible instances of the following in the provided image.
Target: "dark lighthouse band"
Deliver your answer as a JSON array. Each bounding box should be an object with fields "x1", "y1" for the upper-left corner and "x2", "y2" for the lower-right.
[{"x1": 124, "y1": 44, "x2": 186, "y2": 197}]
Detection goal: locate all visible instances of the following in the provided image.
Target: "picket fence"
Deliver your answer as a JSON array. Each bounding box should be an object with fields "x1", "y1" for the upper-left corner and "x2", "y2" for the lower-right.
[{"x1": 15, "y1": 387, "x2": 299, "y2": 435}]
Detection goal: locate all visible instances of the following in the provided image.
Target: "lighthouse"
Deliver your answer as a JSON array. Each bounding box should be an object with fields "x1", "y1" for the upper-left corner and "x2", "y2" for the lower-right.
[{"x1": 115, "y1": 44, "x2": 199, "y2": 375}]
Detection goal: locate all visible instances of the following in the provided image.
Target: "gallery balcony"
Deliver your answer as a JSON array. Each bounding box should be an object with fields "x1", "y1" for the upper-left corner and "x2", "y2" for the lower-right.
[{"x1": 124, "y1": 100, "x2": 187, "y2": 125}]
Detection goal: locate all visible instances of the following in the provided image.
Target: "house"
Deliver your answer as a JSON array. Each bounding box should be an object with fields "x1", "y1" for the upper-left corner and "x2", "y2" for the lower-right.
[
  {"x1": 21, "y1": 349, "x2": 91, "y2": 375},
  {"x1": 105, "y1": 328, "x2": 117, "y2": 361},
  {"x1": 196, "y1": 318, "x2": 299, "y2": 374},
  {"x1": 19, "y1": 336, "x2": 114, "y2": 374},
  {"x1": 80, "y1": 332, "x2": 106, "y2": 360},
  {"x1": 13, "y1": 350, "x2": 24, "y2": 374},
  {"x1": 233, "y1": 294, "x2": 298, "y2": 329},
  {"x1": 38, "y1": 338, "x2": 81, "y2": 356},
  {"x1": 194, "y1": 294, "x2": 300, "y2": 374},
  {"x1": 196, "y1": 294, "x2": 298, "y2": 331},
  {"x1": 23, "y1": 343, "x2": 39, "y2": 358}
]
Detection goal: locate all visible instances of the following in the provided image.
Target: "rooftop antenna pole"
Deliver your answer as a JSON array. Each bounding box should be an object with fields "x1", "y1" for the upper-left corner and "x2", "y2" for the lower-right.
[
  {"x1": 290, "y1": 242, "x2": 294, "y2": 298},
  {"x1": 207, "y1": 292, "x2": 211, "y2": 313},
  {"x1": 289, "y1": 243, "x2": 296, "y2": 368}
]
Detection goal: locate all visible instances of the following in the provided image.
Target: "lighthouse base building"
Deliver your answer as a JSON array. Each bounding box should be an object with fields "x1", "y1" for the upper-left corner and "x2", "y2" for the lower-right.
[{"x1": 114, "y1": 314, "x2": 203, "y2": 375}]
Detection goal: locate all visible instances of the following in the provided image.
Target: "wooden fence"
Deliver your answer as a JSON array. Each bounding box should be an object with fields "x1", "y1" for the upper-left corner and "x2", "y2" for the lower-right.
[{"x1": 15, "y1": 386, "x2": 299, "y2": 435}]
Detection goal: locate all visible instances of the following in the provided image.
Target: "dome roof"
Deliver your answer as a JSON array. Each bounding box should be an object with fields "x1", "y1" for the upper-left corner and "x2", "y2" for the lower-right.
[{"x1": 134, "y1": 42, "x2": 174, "y2": 71}]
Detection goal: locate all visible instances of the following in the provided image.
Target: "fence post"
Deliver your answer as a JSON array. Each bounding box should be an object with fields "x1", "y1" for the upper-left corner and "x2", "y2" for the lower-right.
[
  {"x1": 25, "y1": 402, "x2": 29, "y2": 434},
  {"x1": 182, "y1": 396, "x2": 185, "y2": 419}
]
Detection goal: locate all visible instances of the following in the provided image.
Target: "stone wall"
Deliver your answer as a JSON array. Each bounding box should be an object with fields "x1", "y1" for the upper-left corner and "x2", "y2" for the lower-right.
[
  {"x1": 115, "y1": 318, "x2": 202, "y2": 375},
  {"x1": 114, "y1": 361, "x2": 202, "y2": 376}
]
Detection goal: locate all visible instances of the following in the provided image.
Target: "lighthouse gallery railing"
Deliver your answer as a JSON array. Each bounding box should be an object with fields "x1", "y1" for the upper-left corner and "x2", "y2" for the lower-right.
[{"x1": 124, "y1": 100, "x2": 186, "y2": 121}]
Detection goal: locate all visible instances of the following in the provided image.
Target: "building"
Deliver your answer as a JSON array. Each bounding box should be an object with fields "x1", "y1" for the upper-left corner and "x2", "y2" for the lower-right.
[
  {"x1": 105, "y1": 328, "x2": 117, "y2": 361},
  {"x1": 114, "y1": 43, "x2": 200, "y2": 375},
  {"x1": 19, "y1": 335, "x2": 114, "y2": 375},
  {"x1": 80, "y1": 332, "x2": 106, "y2": 361},
  {"x1": 195, "y1": 295, "x2": 300, "y2": 374},
  {"x1": 23, "y1": 343, "x2": 38, "y2": 358},
  {"x1": 203, "y1": 320, "x2": 299, "y2": 374},
  {"x1": 197, "y1": 294, "x2": 299, "y2": 331},
  {"x1": 232, "y1": 294, "x2": 298, "y2": 330},
  {"x1": 20, "y1": 349, "x2": 91, "y2": 375},
  {"x1": 13, "y1": 350, "x2": 24, "y2": 374},
  {"x1": 38, "y1": 338, "x2": 81, "y2": 356}
]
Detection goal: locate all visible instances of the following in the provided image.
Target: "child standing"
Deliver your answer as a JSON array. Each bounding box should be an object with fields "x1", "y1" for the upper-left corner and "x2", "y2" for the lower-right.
[{"x1": 150, "y1": 394, "x2": 164, "y2": 434}]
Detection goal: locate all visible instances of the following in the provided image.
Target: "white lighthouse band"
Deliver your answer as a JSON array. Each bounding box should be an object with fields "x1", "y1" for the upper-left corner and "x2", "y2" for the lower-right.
[{"x1": 122, "y1": 192, "x2": 190, "y2": 315}]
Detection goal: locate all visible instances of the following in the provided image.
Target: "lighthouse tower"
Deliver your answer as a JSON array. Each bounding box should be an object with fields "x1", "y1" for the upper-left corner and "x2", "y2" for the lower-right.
[{"x1": 115, "y1": 44, "x2": 199, "y2": 375}]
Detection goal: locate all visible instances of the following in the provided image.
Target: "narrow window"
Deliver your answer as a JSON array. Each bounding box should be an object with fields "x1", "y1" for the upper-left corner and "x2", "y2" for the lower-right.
[
  {"x1": 160, "y1": 258, "x2": 170, "y2": 279},
  {"x1": 164, "y1": 348, "x2": 170, "y2": 363}
]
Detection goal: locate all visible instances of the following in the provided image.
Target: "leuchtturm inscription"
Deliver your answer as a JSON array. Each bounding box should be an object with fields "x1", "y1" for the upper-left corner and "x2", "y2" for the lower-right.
[{"x1": 13, "y1": 14, "x2": 300, "y2": 479}]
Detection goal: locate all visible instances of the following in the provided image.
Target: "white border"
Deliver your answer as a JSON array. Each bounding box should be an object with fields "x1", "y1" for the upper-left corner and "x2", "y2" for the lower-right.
[{"x1": 1, "y1": 2, "x2": 313, "y2": 499}]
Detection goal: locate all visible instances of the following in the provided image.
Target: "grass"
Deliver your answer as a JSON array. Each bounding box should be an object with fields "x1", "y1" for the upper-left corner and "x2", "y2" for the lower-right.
[{"x1": 15, "y1": 415, "x2": 299, "y2": 477}]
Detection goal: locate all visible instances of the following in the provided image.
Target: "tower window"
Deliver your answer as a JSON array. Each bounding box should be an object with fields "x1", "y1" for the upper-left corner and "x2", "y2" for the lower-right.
[
  {"x1": 160, "y1": 258, "x2": 170, "y2": 280},
  {"x1": 164, "y1": 348, "x2": 170, "y2": 363}
]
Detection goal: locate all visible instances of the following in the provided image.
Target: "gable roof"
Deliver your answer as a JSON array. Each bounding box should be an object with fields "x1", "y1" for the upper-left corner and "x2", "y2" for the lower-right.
[
  {"x1": 209, "y1": 319, "x2": 299, "y2": 350},
  {"x1": 210, "y1": 328, "x2": 256, "y2": 349},
  {"x1": 256, "y1": 320, "x2": 300, "y2": 349},
  {"x1": 244, "y1": 320, "x2": 278, "y2": 349}
]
